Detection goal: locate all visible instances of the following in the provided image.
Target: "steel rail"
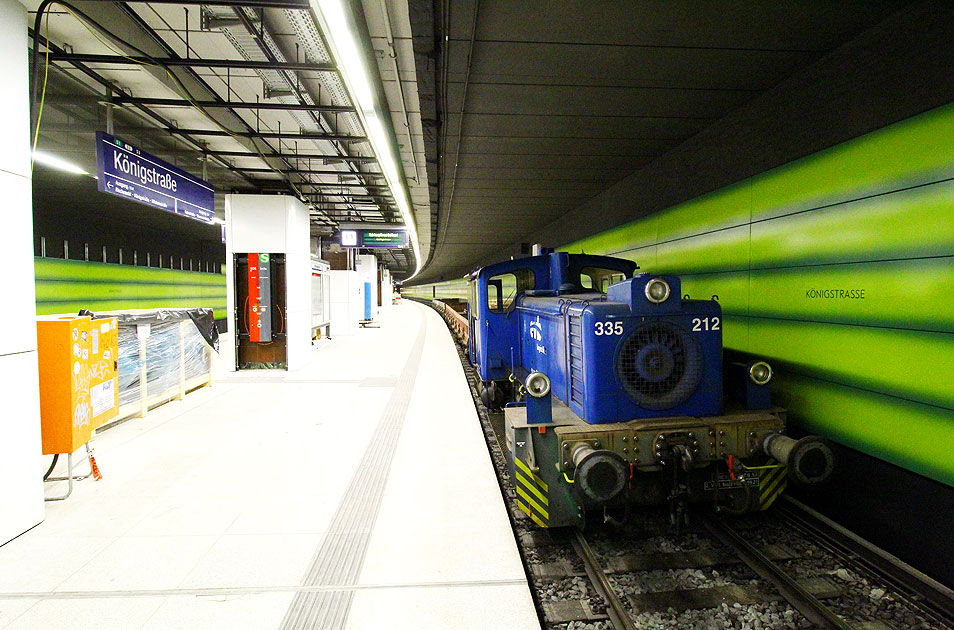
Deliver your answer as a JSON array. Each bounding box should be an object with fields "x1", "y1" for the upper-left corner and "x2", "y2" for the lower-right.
[
  {"x1": 702, "y1": 515, "x2": 854, "y2": 630},
  {"x1": 571, "y1": 531, "x2": 638, "y2": 630},
  {"x1": 778, "y1": 496, "x2": 954, "y2": 622}
]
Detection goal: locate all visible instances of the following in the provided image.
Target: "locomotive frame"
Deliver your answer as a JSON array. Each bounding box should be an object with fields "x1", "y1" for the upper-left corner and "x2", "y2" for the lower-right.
[{"x1": 466, "y1": 251, "x2": 833, "y2": 529}]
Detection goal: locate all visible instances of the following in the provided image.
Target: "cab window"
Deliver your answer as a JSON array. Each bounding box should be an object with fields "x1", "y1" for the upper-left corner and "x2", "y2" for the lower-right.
[
  {"x1": 487, "y1": 268, "x2": 535, "y2": 313},
  {"x1": 580, "y1": 267, "x2": 627, "y2": 293}
]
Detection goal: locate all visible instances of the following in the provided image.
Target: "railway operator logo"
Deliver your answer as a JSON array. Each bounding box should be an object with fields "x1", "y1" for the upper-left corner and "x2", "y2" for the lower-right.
[{"x1": 529, "y1": 316, "x2": 546, "y2": 355}]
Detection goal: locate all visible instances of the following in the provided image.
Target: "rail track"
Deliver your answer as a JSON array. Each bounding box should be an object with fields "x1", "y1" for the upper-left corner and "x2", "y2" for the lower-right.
[{"x1": 421, "y1": 297, "x2": 954, "y2": 630}]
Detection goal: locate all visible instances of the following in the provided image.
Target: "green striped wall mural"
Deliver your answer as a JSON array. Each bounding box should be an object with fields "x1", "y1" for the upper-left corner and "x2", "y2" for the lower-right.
[
  {"x1": 34, "y1": 258, "x2": 227, "y2": 317},
  {"x1": 405, "y1": 101, "x2": 954, "y2": 488},
  {"x1": 562, "y1": 102, "x2": 954, "y2": 488}
]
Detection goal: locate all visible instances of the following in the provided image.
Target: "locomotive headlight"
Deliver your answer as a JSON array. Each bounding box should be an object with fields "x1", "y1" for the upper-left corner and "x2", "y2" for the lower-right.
[
  {"x1": 749, "y1": 361, "x2": 773, "y2": 385},
  {"x1": 644, "y1": 278, "x2": 671, "y2": 304},
  {"x1": 525, "y1": 371, "x2": 551, "y2": 398}
]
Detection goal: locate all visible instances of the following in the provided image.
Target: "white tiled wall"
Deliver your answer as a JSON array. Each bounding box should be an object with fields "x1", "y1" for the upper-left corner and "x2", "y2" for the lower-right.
[{"x1": 0, "y1": 0, "x2": 44, "y2": 545}]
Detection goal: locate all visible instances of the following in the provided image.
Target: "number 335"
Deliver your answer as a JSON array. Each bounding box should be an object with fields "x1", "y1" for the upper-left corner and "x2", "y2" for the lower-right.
[{"x1": 594, "y1": 321, "x2": 623, "y2": 335}]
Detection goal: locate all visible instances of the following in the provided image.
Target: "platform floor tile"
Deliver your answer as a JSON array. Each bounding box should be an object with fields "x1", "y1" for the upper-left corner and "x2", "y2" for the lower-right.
[{"x1": 0, "y1": 302, "x2": 538, "y2": 629}]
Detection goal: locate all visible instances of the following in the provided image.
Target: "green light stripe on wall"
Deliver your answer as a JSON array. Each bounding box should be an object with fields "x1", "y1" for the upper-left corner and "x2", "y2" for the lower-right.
[
  {"x1": 749, "y1": 181, "x2": 954, "y2": 267},
  {"x1": 401, "y1": 279, "x2": 470, "y2": 301},
  {"x1": 35, "y1": 281, "x2": 226, "y2": 303},
  {"x1": 747, "y1": 104, "x2": 954, "y2": 220},
  {"x1": 654, "y1": 225, "x2": 751, "y2": 274},
  {"x1": 35, "y1": 299, "x2": 228, "y2": 316},
  {"x1": 774, "y1": 373, "x2": 954, "y2": 488},
  {"x1": 605, "y1": 181, "x2": 954, "y2": 274},
  {"x1": 34, "y1": 258, "x2": 226, "y2": 286},
  {"x1": 35, "y1": 258, "x2": 226, "y2": 317},
  {"x1": 747, "y1": 319, "x2": 954, "y2": 412}
]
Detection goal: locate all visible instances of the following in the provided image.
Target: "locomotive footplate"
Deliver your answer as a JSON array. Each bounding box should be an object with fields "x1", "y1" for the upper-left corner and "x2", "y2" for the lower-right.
[{"x1": 505, "y1": 401, "x2": 791, "y2": 524}]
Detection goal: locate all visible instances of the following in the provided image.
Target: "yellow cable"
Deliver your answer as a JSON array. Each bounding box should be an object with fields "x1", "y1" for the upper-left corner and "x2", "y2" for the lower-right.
[
  {"x1": 62, "y1": 5, "x2": 157, "y2": 67},
  {"x1": 740, "y1": 463, "x2": 783, "y2": 471},
  {"x1": 30, "y1": 10, "x2": 50, "y2": 173}
]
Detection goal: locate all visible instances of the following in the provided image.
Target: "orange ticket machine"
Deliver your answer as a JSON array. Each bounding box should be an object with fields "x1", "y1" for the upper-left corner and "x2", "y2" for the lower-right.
[{"x1": 36, "y1": 315, "x2": 119, "y2": 455}]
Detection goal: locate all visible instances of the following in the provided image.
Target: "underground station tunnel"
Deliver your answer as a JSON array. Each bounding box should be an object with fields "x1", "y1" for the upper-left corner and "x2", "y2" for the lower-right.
[{"x1": 1, "y1": 1, "x2": 953, "y2": 628}]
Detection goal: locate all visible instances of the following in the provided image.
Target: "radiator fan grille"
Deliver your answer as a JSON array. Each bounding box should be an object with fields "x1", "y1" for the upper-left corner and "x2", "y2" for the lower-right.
[{"x1": 616, "y1": 321, "x2": 702, "y2": 410}]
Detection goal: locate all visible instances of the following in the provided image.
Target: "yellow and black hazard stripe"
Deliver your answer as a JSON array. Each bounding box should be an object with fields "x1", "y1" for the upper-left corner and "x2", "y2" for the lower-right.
[
  {"x1": 514, "y1": 457, "x2": 549, "y2": 527},
  {"x1": 759, "y1": 465, "x2": 788, "y2": 510}
]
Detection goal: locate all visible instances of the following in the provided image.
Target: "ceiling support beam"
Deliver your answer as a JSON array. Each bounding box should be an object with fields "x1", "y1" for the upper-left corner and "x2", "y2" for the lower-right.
[
  {"x1": 134, "y1": 0, "x2": 311, "y2": 8},
  {"x1": 233, "y1": 167, "x2": 384, "y2": 177},
  {"x1": 207, "y1": 150, "x2": 377, "y2": 162},
  {"x1": 47, "y1": 52, "x2": 336, "y2": 73},
  {"x1": 114, "y1": 96, "x2": 354, "y2": 113},
  {"x1": 113, "y1": 1, "x2": 328, "y2": 202},
  {"x1": 293, "y1": 182, "x2": 392, "y2": 189},
  {"x1": 29, "y1": 31, "x2": 260, "y2": 189},
  {"x1": 167, "y1": 128, "x2": 367, "y2": 142}
]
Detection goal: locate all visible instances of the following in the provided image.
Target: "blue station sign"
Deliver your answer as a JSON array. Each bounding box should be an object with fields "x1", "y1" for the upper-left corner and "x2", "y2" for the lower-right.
[{"x1": 95, "y1": 131, "x2": 215, "y2": 223}]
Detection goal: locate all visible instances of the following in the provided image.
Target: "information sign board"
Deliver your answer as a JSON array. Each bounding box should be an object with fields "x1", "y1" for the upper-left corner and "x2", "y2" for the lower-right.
[
  {"x1": 248, "y1": 253, "x2": 272, "y2": 343},
  {"x1": 339, "y1": 228, "x2": 408, "y2": 249},
  {"x1": 95, "y1": 131, "x2": 215, "y2": 223}
]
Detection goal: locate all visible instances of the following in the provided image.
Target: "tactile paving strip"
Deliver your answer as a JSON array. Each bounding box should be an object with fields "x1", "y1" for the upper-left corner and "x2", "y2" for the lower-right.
[{"x1": 280, "y1": 312, "x2": 426, "y2": 630}]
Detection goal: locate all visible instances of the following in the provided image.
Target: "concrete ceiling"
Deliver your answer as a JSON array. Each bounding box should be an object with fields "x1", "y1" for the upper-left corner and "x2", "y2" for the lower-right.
[{"x1": 409, "y1": 0, "x2": 911, "y2": 284}]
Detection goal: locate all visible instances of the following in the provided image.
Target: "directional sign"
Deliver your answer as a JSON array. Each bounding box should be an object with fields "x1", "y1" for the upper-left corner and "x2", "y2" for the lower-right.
[
  {"x1": 247, "y1": 253, "x2": 271, "y2": 343},
  {"x1": 361, "y1": 230, "x2": 408, "y2": 248},
  {"x1": 339, "y1": 228, "x2": 408, "y2": 249},
  {"x1": 95, "y1": 131, "x2": 215, "y2": 223}
]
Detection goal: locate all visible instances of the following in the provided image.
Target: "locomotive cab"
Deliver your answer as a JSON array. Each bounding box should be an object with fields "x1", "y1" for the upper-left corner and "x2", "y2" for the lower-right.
[{"x1": 468, "y1": 252, "x2": 638, "y2": 407}]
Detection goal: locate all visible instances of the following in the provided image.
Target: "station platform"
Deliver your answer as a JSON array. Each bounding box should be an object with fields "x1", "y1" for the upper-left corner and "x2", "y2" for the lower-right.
[{"x1": 0, "y1": 302, "x2": 539, "y2": 629}]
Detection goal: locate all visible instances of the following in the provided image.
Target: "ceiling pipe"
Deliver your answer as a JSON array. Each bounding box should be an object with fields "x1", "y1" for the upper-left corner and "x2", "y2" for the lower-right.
[{"x1": 377, "y1": 0, "x2": 419, "y2": 185}]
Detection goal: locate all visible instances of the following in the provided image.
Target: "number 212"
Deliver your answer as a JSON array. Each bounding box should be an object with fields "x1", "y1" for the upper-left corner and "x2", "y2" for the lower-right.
[{"x1": 692, "y1": 317, "x2": 721, "y2": 331}]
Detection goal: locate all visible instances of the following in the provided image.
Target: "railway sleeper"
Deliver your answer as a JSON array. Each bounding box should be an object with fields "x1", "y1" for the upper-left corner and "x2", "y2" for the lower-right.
[
  {"x1": 532, "y1": 560, "x2": 585, "y2": 579},
  {"x1": 519, "y1": 530, "x2": 563, "y2": 549},
  {"x1": 542, "y1": 599, "x2": 609, "y2": 624},
  {"x1": 627, "y1": 576, "x2": 841, "y2": 614},
  {"x1": 607, "y1": 542, "x2": 799, "y2": 572},
  {"x1": 531, "y1": 543, "x2": 799, "y2": 580}
]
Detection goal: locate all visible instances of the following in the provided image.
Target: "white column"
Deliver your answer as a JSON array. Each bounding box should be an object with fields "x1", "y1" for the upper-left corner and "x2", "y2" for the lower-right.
[
  {"x1": 225, "y1": 194, "x2": 312, "y2": 370},
  {"x1": 0, "y1": 0, "x2": 44, "y2": 544},
  {"x1": 283, "y1": 196, "x2": 311, "y2": 371}
]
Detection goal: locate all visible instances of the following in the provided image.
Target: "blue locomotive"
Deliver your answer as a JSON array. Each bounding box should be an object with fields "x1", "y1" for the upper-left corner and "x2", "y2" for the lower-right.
[{"x1": 467, "y1": 251, "x2": 832, "y2": 528}]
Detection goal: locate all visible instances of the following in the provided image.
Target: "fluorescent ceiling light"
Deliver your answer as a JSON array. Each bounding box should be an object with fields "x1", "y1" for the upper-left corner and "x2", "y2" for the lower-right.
[
  {"x1": 33, "y1": 150, "x2": 87, "y2": 175},
  {"x1": 311, "y1": 0, "x2": 423, "y2": 280}
]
